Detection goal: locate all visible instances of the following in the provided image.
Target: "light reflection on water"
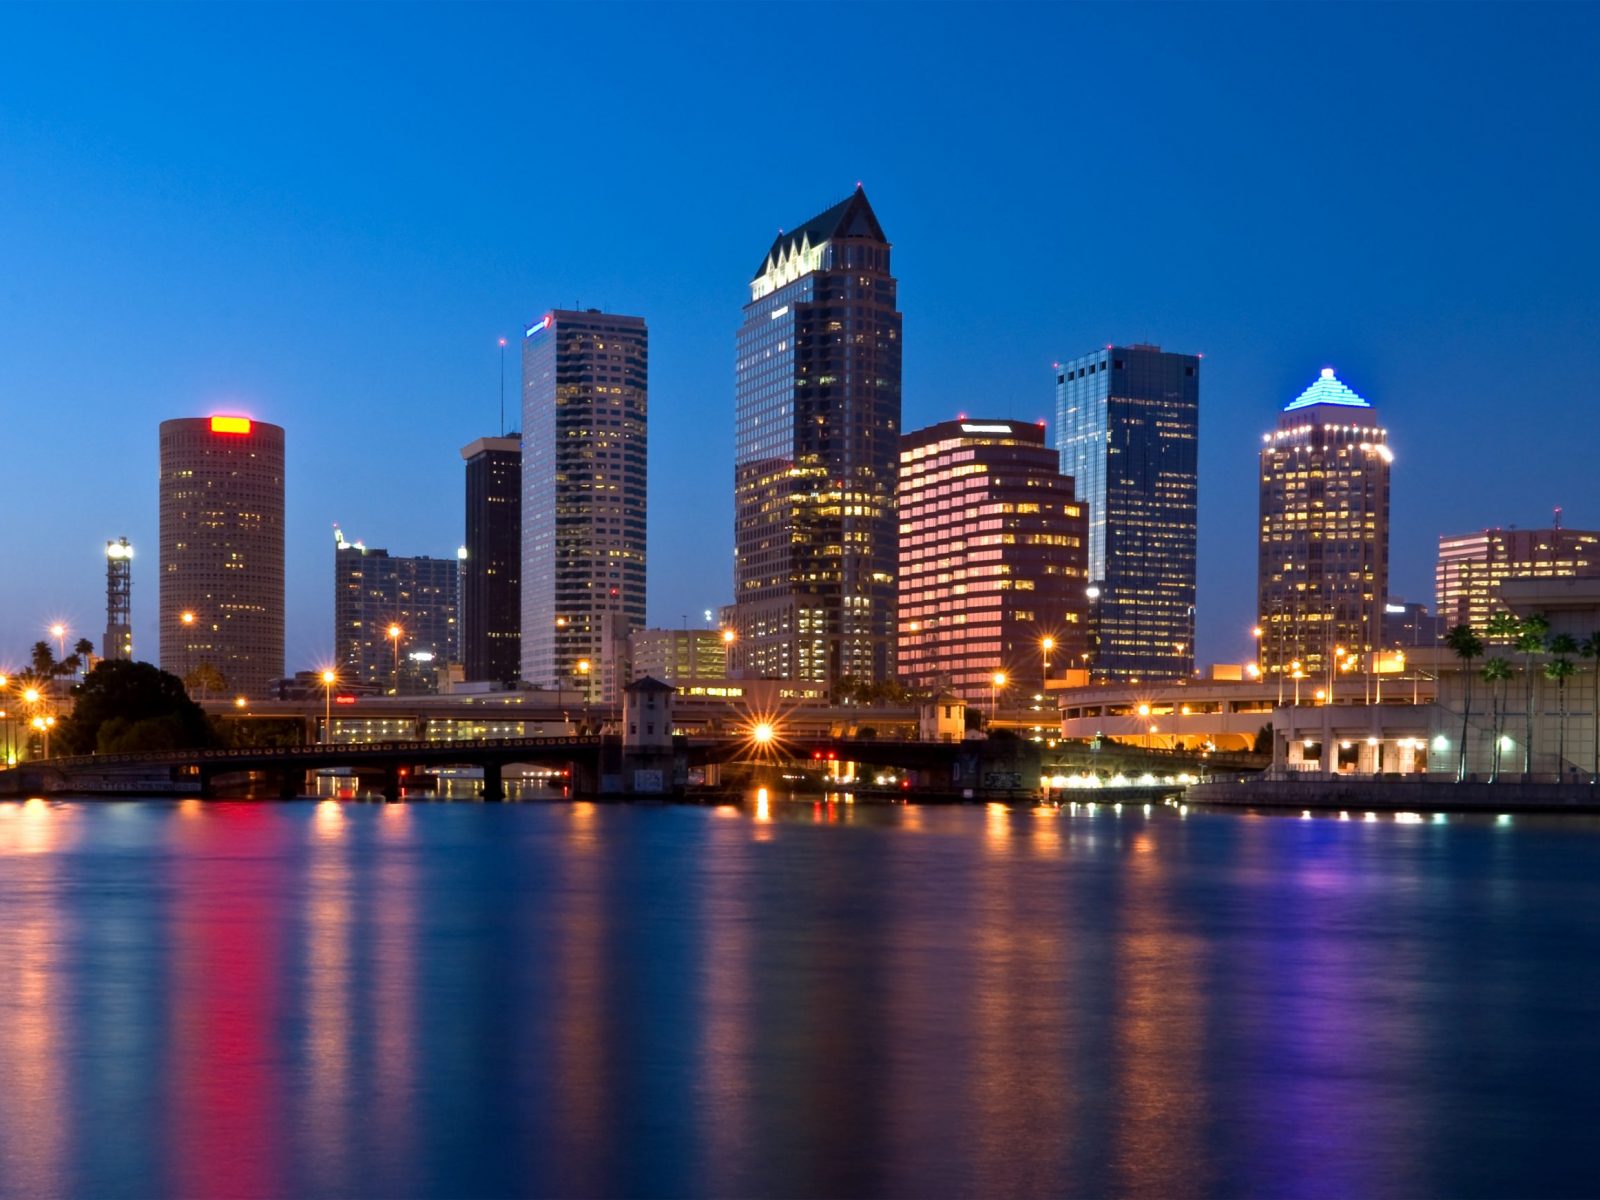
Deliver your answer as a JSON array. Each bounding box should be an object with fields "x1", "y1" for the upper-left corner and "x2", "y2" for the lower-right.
[{"x1": 0, "y1": 797, "x2": 1597, "y2": 1198}]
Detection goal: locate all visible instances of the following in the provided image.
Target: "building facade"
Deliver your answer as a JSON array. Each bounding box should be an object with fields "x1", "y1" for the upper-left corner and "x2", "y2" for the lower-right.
[
  {"x1": 460, "y1": 435, "x2": 522, "y2": 684},
  {"x1": 521, "y1": 309, "x2": 647, "y2": 705},
  {"x1": 730, "y1": 187, "x2": 902, "y2": 685},
  {"x1": 1054, "y1": 344, "x2": 1198, "y2": 681},
  {"x1": 159, "y1": 416, "x2": 285, "y2": 696},
  {"x1": 1436, "y1": 525, "x2": 1600, "y2": 633},
  {"x1": 898, "y1": 418, "x2": 1088, "y2": 702},
  {"x1": 629, "y1": 628, "x2": 729, "y2": 685},
  {"x1": 1257, "y1": 368, "x2": 1392, "y2": 679},
  {"x1": 334, "y1": 529, "x2": 459, "y2": 694}
]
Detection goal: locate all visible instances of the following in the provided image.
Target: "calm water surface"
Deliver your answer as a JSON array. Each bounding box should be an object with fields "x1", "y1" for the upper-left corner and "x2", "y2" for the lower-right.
[{"x1": 0, "y1": 797, "x2": 1597, "y2": 1199}]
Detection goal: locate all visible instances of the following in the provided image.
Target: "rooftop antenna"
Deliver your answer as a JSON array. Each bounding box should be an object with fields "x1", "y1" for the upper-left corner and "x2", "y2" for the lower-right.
[
  {"x1": 497, "y1": 336, "x2": 507, "y2": 437},
  {"x1": 1554, "y1": 505, "x2": 1564, "y2": 530}
]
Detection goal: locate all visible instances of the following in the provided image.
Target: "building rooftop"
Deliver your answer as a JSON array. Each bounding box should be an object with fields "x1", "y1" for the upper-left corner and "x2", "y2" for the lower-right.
[
  {"x1": 752, "y1": 186, "x2": 885, "y2": 281},
  {"x1": 1283, "y1": 367, "x2": 1372, "y2": 412}
]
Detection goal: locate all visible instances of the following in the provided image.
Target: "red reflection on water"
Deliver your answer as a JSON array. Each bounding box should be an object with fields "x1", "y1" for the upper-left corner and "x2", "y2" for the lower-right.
[{"x1": 167, "y1": 803, "x2": 286, "y2": 1199}]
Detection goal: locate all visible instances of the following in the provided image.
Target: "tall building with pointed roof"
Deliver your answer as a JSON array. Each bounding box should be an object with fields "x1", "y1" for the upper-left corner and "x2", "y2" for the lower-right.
[
  {"x1": 729, "y1": 187, "x2": 902, "y2": 684},
  {"x1": 1257, "y1": 367, "x2": 1393, "y2": 679}
]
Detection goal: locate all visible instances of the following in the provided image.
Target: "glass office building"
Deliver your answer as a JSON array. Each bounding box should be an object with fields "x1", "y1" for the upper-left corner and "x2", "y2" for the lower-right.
[
  {"x1": 460, "y1": 435, "x2": 521, "y2": 684},
  {"x1": 731, "y1": 187, "x2": 901, "y2": 684},
  {"x1": 522, "y1": 309, "x2": 647, "y2": 705},
  {"x1": 1257, "y1": 368, "x2": 1391, "y2": 678},
  {"x1": 1437, "y1": 525, "x2": 1600, "y2": 633},
  {"x1": 333, "y1": 529, "x2": 459, "y2": 695},
  {"x1": 1054, "y1": 345, "x2": 1198, "y2": 681}
]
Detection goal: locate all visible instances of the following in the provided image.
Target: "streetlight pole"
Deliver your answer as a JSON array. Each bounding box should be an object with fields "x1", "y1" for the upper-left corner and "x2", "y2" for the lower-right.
[
  {"x1": 388, "y1": 624, "x2": 403, "y2": 696},
  {"x1": 577, "y1": 659, "x2": 592, "y2": 731},
  {"x1": 321, "y1": 670, "x2": 336, "y2": 744},
  {"x1": 991, "y1": 671, "x2": 1007, "y2": 722},
  {"x1": 1041, "y1": 636, "x2": 1054, "y2": 695}
]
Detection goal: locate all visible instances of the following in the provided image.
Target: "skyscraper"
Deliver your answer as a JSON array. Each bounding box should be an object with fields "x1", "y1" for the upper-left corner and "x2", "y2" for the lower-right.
[
  {"x1": 898, "y1": 419, "x2": 1088, "y2": 701},
  {"x1": 731, "y1": 187, "x2": 902, "y2": 684},
  {"x1": 1436, "y1": 523, "x2": 1600, "y2": 633},
  {"x1": 333, "y1": 529, "x2": 459, "y2": 694},
  {"x1": 1054, "y1": 344, "x2": 1198, "y2": 681},
  {"x1": 461, "y1": 435, "x2": 521, "y2": 684},
  {"x1": 159, "y1": 416, "x2": 285, "y2": 697},
  {"x1": 104, "y1": 537, "x2": 133, "y2": 662},
  {"x1": 521, "y1": 309, "x2": 647, "y2": 705},
  {"x1": 1257, "y1": 367, "x2": 1392, "y2": 679}
]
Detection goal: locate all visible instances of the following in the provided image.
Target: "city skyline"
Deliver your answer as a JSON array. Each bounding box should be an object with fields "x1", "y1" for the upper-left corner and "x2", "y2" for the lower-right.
[{"x1": 2, "y1": 5, "x2": 1597, "y2": 672}]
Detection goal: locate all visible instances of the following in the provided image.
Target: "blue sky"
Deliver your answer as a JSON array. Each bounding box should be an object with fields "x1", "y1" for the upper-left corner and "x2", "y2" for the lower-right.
[{"x1": 2, "y1": 3, "x2": 1597, "y2": 673}]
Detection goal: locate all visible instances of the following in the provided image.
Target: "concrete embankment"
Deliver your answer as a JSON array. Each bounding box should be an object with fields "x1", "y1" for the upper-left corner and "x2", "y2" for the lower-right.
[{"x1": 1189, "y1": 776, "x2": 1600, "y2": 813}]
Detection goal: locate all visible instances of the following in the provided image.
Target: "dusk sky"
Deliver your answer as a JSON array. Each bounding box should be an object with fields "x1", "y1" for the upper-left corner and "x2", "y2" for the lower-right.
[{"x1": 3, "y1": 3, "x2": 1597, "y2": 674}]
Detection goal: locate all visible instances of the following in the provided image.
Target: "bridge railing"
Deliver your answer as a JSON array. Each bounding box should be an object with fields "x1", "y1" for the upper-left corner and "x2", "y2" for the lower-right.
[{"x1": 35, "y1": 735, "x2": 604, "y2": 772}]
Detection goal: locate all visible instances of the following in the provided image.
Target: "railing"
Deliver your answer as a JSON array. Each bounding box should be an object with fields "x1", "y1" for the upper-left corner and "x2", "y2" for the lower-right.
[{"x1": 37, "y1": 735, "x2": 604, "y2": 772}]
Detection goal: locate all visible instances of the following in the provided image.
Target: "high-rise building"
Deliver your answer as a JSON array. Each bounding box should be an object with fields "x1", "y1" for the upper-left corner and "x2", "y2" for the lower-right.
[
  {"x1": 159, "y1": 415, "x2": 285, "y2": 696},
  {"x1": 629, "y1": 628, "x2": 730, "y2": 685},
  {"x1": 521, "y1": 309, "x2": 647, "y2": 705},
  {"x1": 1054, "y1": 344, "x2": 1198, "y2": 681},
  {"x1": 460, "y1": 435, "x2": 521, "y2": 684},
  {"x1": 898, "y1": 418, "x2": 1089, "y2": 701},
  {"x1": 730, "y1": 187, "x2": 902, "y2": 685},
  {"x1": 1436, "y1": 525, "x2": 1600, "y2": 633},
  {"x1": 1257, "y1": 368, "x2": 1392, "y2": 678},
  {"x1": 104, "y1": 537, "x2": 133, "y2": 662},
  {"x1": 333, "y1": 528, "x2": 459, "y2": 694}
]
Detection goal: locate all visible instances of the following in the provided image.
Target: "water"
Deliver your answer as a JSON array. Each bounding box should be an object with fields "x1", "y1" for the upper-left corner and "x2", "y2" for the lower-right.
[{"x1": 0, "y1": 796, "x2": 1597, "y2": 1199}]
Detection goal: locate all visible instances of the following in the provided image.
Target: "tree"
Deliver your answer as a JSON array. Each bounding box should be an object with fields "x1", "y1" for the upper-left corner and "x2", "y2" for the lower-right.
[
  {"x1": 1546, "y1": 633, "x2": 1579, "y2": 780},
  {"x1": 30, "y1": 641, "x2": 56, "y2": 676},
  {"x1": 1482, "y1": 657, "x2": 1512, "y2": 782},
  {"x1": 73, "y1": 638, "x2": 95, "y2": 677},
  {"x1": 1515, "y1": 614, "x2": 1550, "y2": 780},
  {"x1": 183, "y1": 662, "x2": 228, "y2": 703},
  {"x1": 1444, "y1": 624, "x2": 1484, "y2": 781},
  {"x1": 1582, "y1": 632, "x2": 1600, "y2": 784},
  {"x1": 54, "y1": 660, "x2": 216, "y2": 755}
]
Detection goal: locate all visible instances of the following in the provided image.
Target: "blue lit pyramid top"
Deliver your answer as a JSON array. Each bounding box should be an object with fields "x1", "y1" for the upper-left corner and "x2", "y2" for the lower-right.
[{"x1": 1284, "y1": 367, "x2": 1371, "y2": 412}]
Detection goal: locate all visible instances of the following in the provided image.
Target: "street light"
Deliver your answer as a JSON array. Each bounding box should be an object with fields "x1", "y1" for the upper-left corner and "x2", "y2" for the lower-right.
[
  {"x1": 1040, "y1": 635, "x2": 1055, "y2": 691},
  {"x1": 577, "y1": 658, "x2": 592, "y2": 730},
  {"x1": 991, "y1": 670, "x2": 1007, "y2": 720},
  {"x1": 321, "y1": 669, "x2": 336, "y2": 743},
  {"x1": 49, "y1": 623, "x2": 67, "y2": 661},
  {"x1": 387, "y1": 624, "x2": 403, "y2": 695},
  {"x1": 1291, "y1": 662, "x2": 1303, "y2": 706}
]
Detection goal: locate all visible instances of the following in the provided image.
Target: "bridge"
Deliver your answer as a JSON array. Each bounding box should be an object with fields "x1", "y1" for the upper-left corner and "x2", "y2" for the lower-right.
[
  {"x1": 2, "y1": 728, "x2": 1258, "y2": 803},
  {"x1": 3, "y1": 736, "x2": 604, "y2": 801}
]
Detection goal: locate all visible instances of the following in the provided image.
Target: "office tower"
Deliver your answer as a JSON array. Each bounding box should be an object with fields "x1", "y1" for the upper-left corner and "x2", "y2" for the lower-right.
[
  {"x1": 1054, "y1": 344, "x2": 1198, "y2": 681},
  {"x1": 104, "y1": 537, "x2": 133, "y2": 662},
  {"x1": 629, "y1": 628, "x2": 730, "y2": 685},
  {"x1": 461, "y1": 435, "x2": 522, "y2": 684},
  {"x1": 1257, "y1": 367, "x2": 1392, "y2": 679},
  {"x1": 1381, "y1": 599, "x2": 1445, "y2": 651},
  {"x1": 522, "y1": 309, "x2": 647, "y2": 705},
  {"x1": 898, "y1": 418, "x2": 1089, "y2": 702},
  {"x1": 159, "y1": 416, "x2": 285, "y2": 696},
  {"x1": 731, "y1": 186, "x2": 902, "y2": 684},
  {"x1": 1436, "y1": 524, "x2": 1600, "y2": 633},
  {"x1": 333, "y1": 529, "x2": 459, "y2": 694}
]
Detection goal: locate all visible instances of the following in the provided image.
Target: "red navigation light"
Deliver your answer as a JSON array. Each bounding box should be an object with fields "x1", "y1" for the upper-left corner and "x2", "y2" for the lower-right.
[{"x1": 209, "y1": 416, "x2": 252, "y2": 435}]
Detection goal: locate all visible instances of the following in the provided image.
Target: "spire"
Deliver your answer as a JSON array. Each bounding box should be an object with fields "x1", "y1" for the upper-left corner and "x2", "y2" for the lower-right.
[{"x1": 1283, "y1": 366, "x2": 1372, "y2": 412}]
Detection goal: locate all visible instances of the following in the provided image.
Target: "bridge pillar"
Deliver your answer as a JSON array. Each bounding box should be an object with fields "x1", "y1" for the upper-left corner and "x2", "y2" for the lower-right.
[
  {"x1": 482, "y1": 761, "x2": 505, "y2": 802},
  {"x1": 382, "y1": 765, "x2": 402, "y2": 802},
  {"x1": 198, "y1": 768, "x2": 214, "y2": 800},
  {"x1": 279, "y1": 768, "x2": 302, "y2": 800}
]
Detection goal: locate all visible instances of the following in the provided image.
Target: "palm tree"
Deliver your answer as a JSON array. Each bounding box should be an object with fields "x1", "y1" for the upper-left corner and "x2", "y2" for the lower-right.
[
  {"x1": 1482, "y1": 657, "x2": 1512, "y2": 782},
  {"x1": 73, "y1": 637, "x2": 94, "y2": 677},
  {"x1": 1581, "y1": 631, "x2": 1600, "y2": 784},
  {"x1": 1486, "y1": 610, "x2": 1521, "y2": 648},
  {"x1": 1515, "y1": 614, "x2": 1550, "y2": 781},
  {"x1": 29, "y1": 641, "x2": 56, "y2": 676},
  {"x1": 1445, "y1": 624, "x2": 1484, "y2": 781},
  {"x1": 1546, "y1": 633, "x2": 1579, "y2": 780}
]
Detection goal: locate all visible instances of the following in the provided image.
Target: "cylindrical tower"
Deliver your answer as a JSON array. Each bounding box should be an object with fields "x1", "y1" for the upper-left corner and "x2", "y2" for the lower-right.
[{"x1": 159, "y1": 416, "x2": 285, "y2": 697}]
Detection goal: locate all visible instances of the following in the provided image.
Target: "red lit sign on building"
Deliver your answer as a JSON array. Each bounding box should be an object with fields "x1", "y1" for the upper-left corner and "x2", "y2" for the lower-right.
[{"x1": 209, "y1": 416, "x2": 252, "y2": 434}]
